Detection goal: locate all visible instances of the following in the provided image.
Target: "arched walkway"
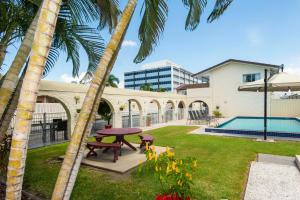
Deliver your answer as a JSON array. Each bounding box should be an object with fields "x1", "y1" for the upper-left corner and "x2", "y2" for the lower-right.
[
  {"x1": 121, "y1": 99, "x2": 143, "y2": 128},
  {"x1": 188, "y1": 100, "x2": 209, "y2": 116},
  {"x1": 31, "y1": 95, "x2": 72, "y2": 148},
  {"x1": 146, "y1": 99, "x2": 161, "y2": 126},
  {"x1": 91, "y1": 98, "x2": 115, "y2": 132},
  {"x1": 165, "y1": 100, "x2": 175, "y2": 122},
  {"x1": 177, "y1": 101, "x2": 186, "y2": 120}
]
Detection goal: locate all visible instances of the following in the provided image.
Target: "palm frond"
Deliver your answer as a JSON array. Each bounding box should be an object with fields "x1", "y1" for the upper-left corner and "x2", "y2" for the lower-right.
[
  {"x1": 67, "y1": 0, "x2": 99, "y2": 24},
  {"x1": 96, "y1": 0, "x2": 121, "y2": 33},
  {"x1": 43, "y1": 47, "x2": 59, "y2": 77},
  {"x1": 207, "y1": 0, "x2": 233, "y2": 23},
  {"x1": 71, "y1": 25, "x2": 104, "y2": 73},
  {"x1": 134, "y1": 0, "x2": 168, "y2": 63},
  {"x1": 182, "y1": 0, "x2": 207, "y2": 31}
]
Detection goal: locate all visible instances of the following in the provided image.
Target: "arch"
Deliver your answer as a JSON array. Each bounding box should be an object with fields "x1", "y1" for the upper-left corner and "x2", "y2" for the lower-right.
[
  {"x1": 146, "y1": 99, "x2": 161, "y2": 125},
  {"x1": 178, "y1": 101, "x2": 185, "y2": 109},
  {"x1": 93, "y1": 98, "x2": 115, "y2": 130},
  {"x1": 188, "y1": 100, "x2": 209, "y2": 116},
  {"x1": 36, "y1": 95, "x2": 72, "y2": 145},
  {"x1": 177, "y1": 101, "x2": 186, "y2": 120},
  {"x1": 149, "y1": 99, "x2": 161, "y2": 110},
  {"x1": 166, "y1": 100, "x2": 175, "y2": 109},
  {"x1": 121, "y1": 98, "x2": 143, "y2": 128}
]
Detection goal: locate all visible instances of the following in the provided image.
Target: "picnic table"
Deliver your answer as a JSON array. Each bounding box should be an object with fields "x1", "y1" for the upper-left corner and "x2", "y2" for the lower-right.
[{"x1": 97, "y1": 128, "x2": 142, "y2": 151}]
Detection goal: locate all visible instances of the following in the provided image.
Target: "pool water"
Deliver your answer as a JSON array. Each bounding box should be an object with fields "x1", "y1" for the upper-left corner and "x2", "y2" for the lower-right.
[{"x1": 218, "y1": 117, "x2": 300, "y2": 133}]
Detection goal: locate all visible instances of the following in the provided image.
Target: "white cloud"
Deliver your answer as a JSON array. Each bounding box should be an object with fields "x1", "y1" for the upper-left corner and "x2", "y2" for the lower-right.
[
  {"x1": 246, "y1": 28, "x2": 263, "y2": 47},
  {"x1": 284, "y1": 55, "x2": 300, "y2": 75},
  {"x1": 122, "y1": 40, "x2": 137, "y2": 47},
  {"x1": 60, "y1": 72, "x2": 86, "y2": 83}
]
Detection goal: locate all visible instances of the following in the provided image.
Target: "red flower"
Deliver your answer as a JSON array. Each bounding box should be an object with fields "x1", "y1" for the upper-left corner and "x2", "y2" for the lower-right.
[{"x1": 155, "y1": 194, "x2": 190, "y2": 200}]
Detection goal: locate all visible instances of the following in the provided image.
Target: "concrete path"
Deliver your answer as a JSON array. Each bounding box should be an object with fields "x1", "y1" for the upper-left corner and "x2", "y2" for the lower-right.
[
  {"x1": 141, "y1": 120, "x2": 200, "y2": 132},
  {"x1": 244, "y1": 154, "x2": 300, "y2": 200}
]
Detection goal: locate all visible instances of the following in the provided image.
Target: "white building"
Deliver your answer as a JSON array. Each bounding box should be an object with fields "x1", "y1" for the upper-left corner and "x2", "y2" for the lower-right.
[
  {"x1": 124, "y1": 60, "x2": 198, "y2": 92},
  {"x1": 178, "y1": 59, "x2": 283, "y2": 117}
]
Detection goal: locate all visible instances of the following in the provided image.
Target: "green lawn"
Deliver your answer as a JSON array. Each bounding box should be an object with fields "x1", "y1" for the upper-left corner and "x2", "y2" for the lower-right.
[{"x1": 24, "y1": 126, "x2": 300, "y2": 200}]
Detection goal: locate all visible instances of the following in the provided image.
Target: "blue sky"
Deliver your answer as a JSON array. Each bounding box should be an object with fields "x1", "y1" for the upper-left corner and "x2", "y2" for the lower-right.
[{"x1": 3, "y1": 0, "x2": 300, "y2": 87}]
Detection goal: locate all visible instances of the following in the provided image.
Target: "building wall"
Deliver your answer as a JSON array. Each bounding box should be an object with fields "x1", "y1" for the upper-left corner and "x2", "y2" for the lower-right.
[
  {"x1": 191, "y1": 62, "x2": 277, "y2": 117},
  {"x1": 124, "y1": 65, "x2": 198, "y2": 92}
]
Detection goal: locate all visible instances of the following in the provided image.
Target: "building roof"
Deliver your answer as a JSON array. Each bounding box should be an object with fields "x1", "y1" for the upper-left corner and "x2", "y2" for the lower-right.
[
  {"x1": 176, "y1": 83, "x2": 209, "y2": 90},
  {"x1": 193, "y1": 59, "x2": 282, "y2": 77},
  {"x1": 141, "y1": 59, "x2": 183, "y2": 69}
]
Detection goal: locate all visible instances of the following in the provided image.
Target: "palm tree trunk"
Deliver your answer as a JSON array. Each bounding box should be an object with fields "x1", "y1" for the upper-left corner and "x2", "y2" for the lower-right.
[
  {"x1": 51, "y1": 1, "x2": 137, "y2": 199},
  {"x1": 0, "y1": 44, "x2": 8, "y2": 68},
  {"x1": 0, "y1": 61, "x2": 28, "y2": 145},
  {"x1": 0, "y1": 8, "x2": 39, "y2": 121},
  {"x1": 0, "y1": 62, "x2": 27, "y2": 176},
  {"x1": 5, "y1": 0, "x2": 62, "y2": 199},
  {"x1": 63, "y1": 55, "x2": 119, "y2": 200},
  {"x1": 0, "y1": 27, "x2": 14, "y2": 68}
]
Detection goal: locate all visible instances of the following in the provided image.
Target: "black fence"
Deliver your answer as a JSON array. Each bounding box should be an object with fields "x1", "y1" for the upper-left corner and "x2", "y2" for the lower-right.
[{"x1": 27, "y1": 112, "x2": 68, "y2": 149}]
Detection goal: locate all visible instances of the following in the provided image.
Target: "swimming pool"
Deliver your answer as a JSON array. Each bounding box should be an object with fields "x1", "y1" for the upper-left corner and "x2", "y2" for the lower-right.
[{"x1": 205, "y1": 117, "x2": 300, "y2": 138}]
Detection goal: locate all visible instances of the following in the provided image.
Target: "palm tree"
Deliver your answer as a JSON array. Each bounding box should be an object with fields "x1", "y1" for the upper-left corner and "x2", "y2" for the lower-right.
[
  {"x1": 5, "y1": 0, "x2": 121, "y2": 198},
  {"x1": 140, "y1": 83, "x2": 153, "y2": 91},
  {"x1": 106, "y1": 74, "x2": 120, "y2": 87},
  {"x1": 5, "y1": 0, "x2": 63, "y2": 197},
  {"x1": 52, "y1": 0, "x2": 233, "y2": 199},
  {"x1": 0, "y1": 0, "x2": 105, "y2": 122}
]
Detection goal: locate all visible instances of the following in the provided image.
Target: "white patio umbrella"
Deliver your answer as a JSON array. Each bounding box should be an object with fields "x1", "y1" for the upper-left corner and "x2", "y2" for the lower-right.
[
  {"x1": 239, "y1": 72, "x2": 300, "y2": 92},
  {"x1": 238, "y1": 70, "x2": 300, "y2": 140}
]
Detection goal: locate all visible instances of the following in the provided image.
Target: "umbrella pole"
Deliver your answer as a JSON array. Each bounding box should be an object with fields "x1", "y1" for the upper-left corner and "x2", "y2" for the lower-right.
[{"x1": 264, "y1": 69, "x2": 267, "y2": 140}]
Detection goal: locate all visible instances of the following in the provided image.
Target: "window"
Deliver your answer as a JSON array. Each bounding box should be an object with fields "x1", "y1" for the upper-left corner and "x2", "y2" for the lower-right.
[{"x1": 243, "y1": 73, "x2": 261, "y2": 83}]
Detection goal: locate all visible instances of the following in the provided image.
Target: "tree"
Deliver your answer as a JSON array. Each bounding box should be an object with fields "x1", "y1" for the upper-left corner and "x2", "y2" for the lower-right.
[
  {"x1": 158, "y1": 87, "x2": 166, "y2": 92},
  {"x1": 5, "y1": 0, "x2": 62, "y2": 198},
  {"x1": 0, "y1": 0, "x2": 106, "y2": 123},
  {"x1": 3, "y1": 0, "x2": 120, "y2": 198},
  {"x1": 97, "y1": 101, "x2": 112, "y2": 125},
  {"x1": 106, "y1": 74, "x2": 120, "y2": 87},
  {"x1": 140, "y1": 83, "x2": 153, "y2": 91},
  {"x1": 52, "y1": 0, "x2": 233, "y2": 199}
]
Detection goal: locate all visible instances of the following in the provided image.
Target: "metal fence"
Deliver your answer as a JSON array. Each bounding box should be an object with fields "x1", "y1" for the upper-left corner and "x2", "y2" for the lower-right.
[
  {"x1": 8, "y1": 112, "x2": 69, "y2": 149},
  {"x1": 164, "y1": 109, "x2": 174, "y2": 122},
  {"x1": 122, "y1": 113, "x2": 141, "y2": 128}
]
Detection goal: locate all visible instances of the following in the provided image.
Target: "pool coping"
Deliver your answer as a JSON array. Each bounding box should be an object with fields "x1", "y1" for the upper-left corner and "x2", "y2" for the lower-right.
[{"x1": 206, "y1": 116, "x2": 300, "y2": 139}]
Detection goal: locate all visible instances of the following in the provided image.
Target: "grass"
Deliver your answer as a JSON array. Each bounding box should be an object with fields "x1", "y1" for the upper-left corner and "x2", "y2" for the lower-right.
[{"x1": 23, "y1": 126, "x2": 300, "y2": 200}]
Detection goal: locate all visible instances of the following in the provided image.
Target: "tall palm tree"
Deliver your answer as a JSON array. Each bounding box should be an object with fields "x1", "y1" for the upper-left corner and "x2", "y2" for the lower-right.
[
  {"x1": 106, "y1": 74, "x2": 120, "y2": 87},
  {"x1": 0, "y1": 0, "x2": 105, "y2": 122},
  {"x1": 5, "y1": 0, "x2": 121, "y2": 198},
  {"x1": 5, "y1": 0, "x2": 63, "y2": 198},
  {"x1": 52, "y1": 0, "x2": 233, "y2": 199}
]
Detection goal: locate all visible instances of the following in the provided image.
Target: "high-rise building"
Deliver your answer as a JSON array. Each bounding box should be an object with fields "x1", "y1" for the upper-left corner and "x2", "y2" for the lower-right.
[{"x1": 124, "y1": 60, "x2": 198, "y2": 92}]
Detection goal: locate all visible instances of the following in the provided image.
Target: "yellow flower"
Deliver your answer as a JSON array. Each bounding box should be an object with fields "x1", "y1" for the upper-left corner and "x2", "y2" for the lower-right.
[
  {"x1": 193, "y1": 160, "x2": 197, "y2": 168},
  {"x1": 177, "y1": 180, "x2": 182, "y2": 186},
  {"x1": 166, "y1": 164, "x2": 171, "y2": 174},
  {"x1": 167, "y1": 151, "x2": 174, "y2": 158},
  {"x1": 180, "y1": 160, "x2": 183, "y2": 165},
  {"x1": 175, "y1": 167, "x2": 179, "y2": 173},
  {"x1": 155, "y1": 165, "x2": 159, "y2": 172},
  {"x1": 146, "y1": 142, "x2": 149, "y2": 150},
  {"x1": 172, "y1": 161, "x2": 176, "y2": 170},
  {"x1": 148, "y1": 153, "x2": 153, "y2": 160}
]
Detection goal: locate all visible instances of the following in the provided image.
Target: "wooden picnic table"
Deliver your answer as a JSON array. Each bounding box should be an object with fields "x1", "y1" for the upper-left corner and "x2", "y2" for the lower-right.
[{"x1": 97, "y1": 128, "x2": 142, "y2": 151}]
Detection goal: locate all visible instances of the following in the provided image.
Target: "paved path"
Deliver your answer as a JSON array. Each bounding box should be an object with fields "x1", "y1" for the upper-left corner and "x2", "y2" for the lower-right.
[{"x1": 244, "y1": 154, "x2": 300, "y2": 200}]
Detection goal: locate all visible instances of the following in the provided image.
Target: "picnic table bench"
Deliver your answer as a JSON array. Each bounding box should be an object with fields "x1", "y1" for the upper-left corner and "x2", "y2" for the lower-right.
[
  {"x1": 86, "y1": 142, "x2": 121, "y2": 162},
  {"x1": 139, "y1": 134, "x2": 154, "y2": 149}
]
